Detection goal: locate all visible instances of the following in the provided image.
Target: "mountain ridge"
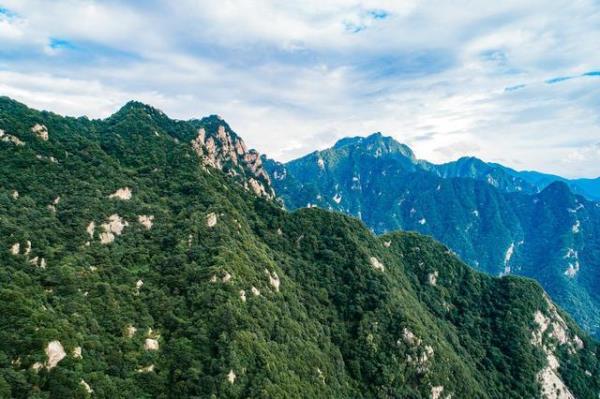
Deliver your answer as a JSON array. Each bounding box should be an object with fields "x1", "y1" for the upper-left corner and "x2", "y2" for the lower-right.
[
  {"x1": 264, "y1": 133, "x2": 600, "y2": 338},
  {"x1": 1, "y1": 97, "x2": 598, "y2": 398},
  {"x1": 276, "y1": 131, "x2": 599, "y2": 200}
]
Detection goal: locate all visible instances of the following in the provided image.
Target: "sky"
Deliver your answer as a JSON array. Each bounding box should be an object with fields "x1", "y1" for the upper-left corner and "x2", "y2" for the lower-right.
[{"x1": 0, "y1": 1, "x2": 599, "y2": 178}]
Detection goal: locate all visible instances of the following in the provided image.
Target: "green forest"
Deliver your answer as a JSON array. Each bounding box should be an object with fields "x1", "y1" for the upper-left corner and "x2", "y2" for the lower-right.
[
  {"x1": 0, "y1": 97, "x2": 598, "y2": 398},
  {"x1": 264, "y1": 132, "x2": 600, "y2": 338}
]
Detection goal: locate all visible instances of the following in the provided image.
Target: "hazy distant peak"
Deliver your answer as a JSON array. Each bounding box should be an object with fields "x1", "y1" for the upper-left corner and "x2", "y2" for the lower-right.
[{"x1": 332, "y1": 132, "x2": 416, "y2": 160}]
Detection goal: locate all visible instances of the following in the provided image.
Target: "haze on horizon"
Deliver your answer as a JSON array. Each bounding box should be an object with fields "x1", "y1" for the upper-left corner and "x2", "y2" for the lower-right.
[{"x1": 0, "y1": 0, "x2": 599, "y2": 178}]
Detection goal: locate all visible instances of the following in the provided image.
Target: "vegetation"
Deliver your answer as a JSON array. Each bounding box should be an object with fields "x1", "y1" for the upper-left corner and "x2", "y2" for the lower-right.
[
  {"x1": 264, "y1": 132, "x2": 600, "y2": 338},
  {"x1": 0, "y1": 97, "x2": 598, "y2": 398}
]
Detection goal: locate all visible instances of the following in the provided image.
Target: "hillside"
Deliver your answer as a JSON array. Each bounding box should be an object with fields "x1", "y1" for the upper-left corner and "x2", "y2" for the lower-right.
[
  {"x1": 264, "y1": 133, "x2": 600, "y2": 338},
  {"x1": 432, "y1": 158, "x2": 600, "y2": 201},
  {"x1": 0, "y1": 98, "x2": 598, "y2": 398}
]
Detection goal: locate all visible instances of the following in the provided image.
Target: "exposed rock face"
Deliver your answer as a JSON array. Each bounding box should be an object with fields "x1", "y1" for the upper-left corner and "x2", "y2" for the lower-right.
[
  {"x1": 206, "y1": 212, "x2": 217, "y2": 227},
  {"x1": 243, "y1": 150, "x2": 270, "y2": 182},
  {"x1": 428, "y1": 270, "x2": 439, "y2": 286},
  {"x1": 401, "y1": 328, "x2": 421, "y2": 346},
  {"x1": 80, "y1": 380, "x2": 93, "y2": 394},
  {"x1": 398, "y1": 327, "x2": 434, "y2": 374},
  {"x1": 144, "y1": 338, "x2": 159, "y2": 351},
  {"x1": 125, "y1": 325, "x2": 137, "y2": 338},
  {"x1": 45, "y1": 340, "x2": 66, "y2": 369},
  {"x1": 73, "y1": 347, "x2": 82, "y2": 359},
  {"x1": 86, "y1": 221, "x2": 95, "y2": 238},
  {"x1": 137, "y1": 364, "x2": 155, "y2": 373},
  {"x1": 408, "y1": 345, "x2": 434, "y2": 374},
  {"x1": 532, "y1": 297, "x2": 581, "y2": 399},
  {"x1": 370, "y1": 257, "x2": 385, "y2": 272},
  {"x1": 532, "y1": 299, "x2": 582, "y2": 349},
  {"x1": 109, "y1": 187, "x2": 132, "y2": 200},
  {"x1": 100, "y1": 214, "x2": 128, "y2": 244},
  {"x1": 227, "y1": 369, "x2": 236, "y2": 384},
  {"x1": 2, "y1": 130, "x2": 25, "y2": 145},
  {"x1": 190, "y1": 120, "x2": 274, "y2": 199},
  {"x1": 431, "y1": 386, "x2": 445, "y2": 399},
  {"x1": 248, "y1": 177, "x2": 270, "y2": 197},
  {"x1": 266, "y1": 269, "x2": 280, "y2": 292},
  {"x1": 538, "y1": 366, "x2": 574, "y2": 399},
  {"x1": 10, "y1": 243, "x2": 20, "y2": 255},
  {"x1": 138, "y1": 215, "x2": 154, "y2": 229},
  {"x1": 31, "y1": 124, "x2": 49, "y2": 141}
]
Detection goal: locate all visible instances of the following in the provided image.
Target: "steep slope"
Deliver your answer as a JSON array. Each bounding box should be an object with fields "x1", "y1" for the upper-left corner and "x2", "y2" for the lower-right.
[
  {"x1": 0, "y1": 98, "x2": 598, "y2": 398},
  {"x1": 265, "y1": 133, "x2": 600, "y2": 338},
  {"x1": 105, "y1": 100, "x2": 274, "y2": 199}
]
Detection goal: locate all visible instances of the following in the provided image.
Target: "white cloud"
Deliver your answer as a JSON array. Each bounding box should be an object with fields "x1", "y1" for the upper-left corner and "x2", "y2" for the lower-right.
[{"x1": 0, "y1": 0, "x2": 598, "y2": 177}]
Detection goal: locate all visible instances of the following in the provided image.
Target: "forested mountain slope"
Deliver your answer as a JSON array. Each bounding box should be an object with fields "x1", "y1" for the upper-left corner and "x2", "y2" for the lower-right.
[
  {"x1": 264, "y1": 133, "x2": 600, "y2": 338},
  {"x1": 0, "y1": 98, "x2": 598, "y2": 398},
  {"x1": 428, "y1": 157, "x2": 600, "y2": 201}
]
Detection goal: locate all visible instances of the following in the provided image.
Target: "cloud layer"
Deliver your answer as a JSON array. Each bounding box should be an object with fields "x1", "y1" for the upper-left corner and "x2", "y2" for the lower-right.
[{"x1": 0, "y1": 0, "x2": 599, "y2": 177}]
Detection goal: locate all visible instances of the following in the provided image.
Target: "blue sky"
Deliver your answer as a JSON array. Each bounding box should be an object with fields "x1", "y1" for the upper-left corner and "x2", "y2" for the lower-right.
[{"x1": 0, "y1": 0, "x2": 599, "y2": 177}]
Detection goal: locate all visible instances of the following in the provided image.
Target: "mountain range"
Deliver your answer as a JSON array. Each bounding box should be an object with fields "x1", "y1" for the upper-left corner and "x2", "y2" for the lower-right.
[
  {"x1": 1, "y1": 97, "x2": 598, "y2": 398},
  {"x1": 263, "y1": 133, "x2": 600, "y2": 339},
  {"x1": 429, "y1": 154, "x2": 600, "y2": 202}
]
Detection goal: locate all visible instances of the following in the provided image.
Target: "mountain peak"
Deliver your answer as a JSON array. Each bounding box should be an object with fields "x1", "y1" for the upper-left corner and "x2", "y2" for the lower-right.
[
  {"x1": 538, "y1": 180, "x2": 574, "y2": 201},
  {"x1": 117, "y1": 100, "x2": 163, "y2": 114},
  {"x1": 333, "y1": 132, "x2": 383, "y2": 148},
  {"x1": 109, "y1": 101, "x2": 170, "y2": 124},
  {"x1": 332, "y1": 132, "x2": 416, "y2": 160},
  {"x1": 455, "y1": 156, "x2": 484, "y2": 164},
  {"x1": 365, "y1": 131, "x2": 385, "y2": 140},
  {"x1": 200, "y1": 114, "x2": 227, "y2": 123}
]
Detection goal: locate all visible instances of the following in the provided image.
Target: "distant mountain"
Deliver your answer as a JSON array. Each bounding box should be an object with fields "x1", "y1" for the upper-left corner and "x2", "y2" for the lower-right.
[
  {"x1": 509, "y1": 170, "x2": 600, "y2": 201},
  {"x1": 432, "y1": 156, "x2": 600, "y2": 201},
  {"x1": 3, "y1": 97, "x2": 598, "y2": 397},
  {"x1": 424, "y1": 156, "x2": 537, "y2": 194},
  {"x1": 264, "y1": 133, "x2": 600, "y2": 338},
  {"x1": 570, "y1": 177, "x2": 600, "y2": 201}
]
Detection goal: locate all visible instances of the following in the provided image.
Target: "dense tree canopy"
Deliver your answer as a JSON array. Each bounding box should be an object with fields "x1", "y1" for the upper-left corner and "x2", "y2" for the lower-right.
[
  {"x1": 0, "y1": 97, "x2": 598, "y2": 398},
  {"x1": 264, "y1": 133, "x2": 600, "y2": 338}
]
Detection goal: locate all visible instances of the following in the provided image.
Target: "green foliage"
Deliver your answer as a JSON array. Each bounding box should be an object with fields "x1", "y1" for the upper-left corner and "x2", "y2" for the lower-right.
[
  {"x1": 264, "y1": 132, "x2": 600, "y2": 338},
  {"x1": 0, "y1": 97, "x2": 598, "y2": 398}
]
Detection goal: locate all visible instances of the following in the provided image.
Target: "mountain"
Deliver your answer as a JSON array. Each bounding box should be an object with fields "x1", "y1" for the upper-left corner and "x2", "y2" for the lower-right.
[
  {"x1": 424, "y1": 156, "x2": 537, "y2": 194},
  {"x1": 0, "y1": 97, "x2": 598, "y2": 398},
  {"x1": 264, "y1": 133, "x2": 600, "y2": 338},
  {"x1": 570, "y1": 177, "x2": 600, "y2": 201},
  {"x1": 509, "y1": 170, "x2": 600, "y2": 202},
  {"x1": 432, "y1": 157, "x2": 600, "y2": 201}
]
